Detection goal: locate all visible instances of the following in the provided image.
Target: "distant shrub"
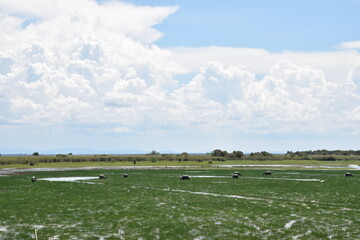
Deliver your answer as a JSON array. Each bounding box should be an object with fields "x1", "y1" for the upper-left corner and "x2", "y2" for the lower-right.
[{"x1": 318, "y1": 156, "x2": 336, "y2": 161}]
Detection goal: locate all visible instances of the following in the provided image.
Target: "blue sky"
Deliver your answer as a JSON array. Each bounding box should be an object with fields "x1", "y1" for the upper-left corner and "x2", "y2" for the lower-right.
[
  {"x1": 0, "y1": 0, "x2": 360, "y2": 154},
  {"x1": 125, "y1": 0, "x2": 360, "y2": 51}
]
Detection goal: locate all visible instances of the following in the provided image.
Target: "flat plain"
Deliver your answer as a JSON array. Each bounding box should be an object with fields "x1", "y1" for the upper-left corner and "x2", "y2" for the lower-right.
[{"x1": 0, "y1": 168, "x2": 359, "y2": 239}]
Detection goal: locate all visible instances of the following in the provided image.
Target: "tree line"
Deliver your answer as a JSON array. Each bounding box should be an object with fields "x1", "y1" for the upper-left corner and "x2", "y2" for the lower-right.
[{"x1": 287, "y1": 149, "x2": 360, "y2": 156}]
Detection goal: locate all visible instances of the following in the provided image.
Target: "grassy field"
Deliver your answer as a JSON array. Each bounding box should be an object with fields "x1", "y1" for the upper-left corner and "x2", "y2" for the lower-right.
[
  {"x1": 1, "y1": 153, "x2": 360, "y2": 169},
  {"x1": 0, "y1": 168, "x2": 359, "y2": 239}
]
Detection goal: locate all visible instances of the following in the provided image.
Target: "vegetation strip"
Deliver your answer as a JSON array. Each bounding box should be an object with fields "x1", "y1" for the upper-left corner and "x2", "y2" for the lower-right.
[
  {"x1": 1, "y1": 149, "x2": 360, "y2": 169},
  {"x1": 1, "y1": 168, "x2": 359, "y2": 239}
]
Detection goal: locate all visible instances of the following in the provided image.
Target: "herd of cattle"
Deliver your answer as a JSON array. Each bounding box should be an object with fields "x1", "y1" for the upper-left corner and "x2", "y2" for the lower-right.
[{"x1": 30, "y1": 171, "x2": 355, "y2": 182}]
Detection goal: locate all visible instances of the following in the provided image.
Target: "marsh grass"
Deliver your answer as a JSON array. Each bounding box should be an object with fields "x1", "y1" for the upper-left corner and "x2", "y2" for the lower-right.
[
  {"x1": 1, "y1": 152, "x2": 359, "y2": 169},
  {"x1": 0, "y1": 169, "x2": 359, "y2": 239}
]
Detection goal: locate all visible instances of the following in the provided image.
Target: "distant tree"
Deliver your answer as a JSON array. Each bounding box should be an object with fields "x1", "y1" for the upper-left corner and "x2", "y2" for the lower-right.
[
  {"x1": 293, "y1": 149, "x2": 360, "y2": 156},
  {"x1": 32, "y1": 152, "x2": 39, "y2": 156},
  {"x1": 232, "y1": 151, "x2": 244, "y2": 158},
  {"x1": 68, "y1": 153, "x2": 73, "y2": 156},
  {"x1": 212, "y1": 149, "x2": 222, "y2": 157},
  {"x1": 149, "y1": 150, "x2": 160, "y2": 155},
  {"x1": 260, "y1": 151, "x2": 272, "y2": 157},
  {"x1": 318, "y1": 156, "x2": 336, "y2": 161},
  {"x1": 211, "y1": 149, "x2": 228, "y2": 157},
  {"x1": 249, "y1": 151, "x2": 273, "y2": 157}
]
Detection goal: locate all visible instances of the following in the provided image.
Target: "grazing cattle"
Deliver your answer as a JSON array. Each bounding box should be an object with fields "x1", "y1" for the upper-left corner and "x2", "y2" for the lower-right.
[
  {"x1": 233, "y1": 171, "x2": 242, "y2": 176},
  {"x1": 31, "y1": 176, "x2": 36, "y2": 182},
  {"x1": 180, "y1": 175, "x2": 190, "y2": 180},
  {"x1": 232, "y1": 174, "x2": 239, "y2": 179},
  {"x1": 263, "y1": 171, "x2": 272, "y2": 176},
  {"x1": 345, "y1": 172, "x2": 353, "y2": 177},
  {"x1": 124, "y1": 174, "x2": 128, "y2": 178},
  {"x1": 99, "y1": 174, "x2": 106, "y2": 179}
]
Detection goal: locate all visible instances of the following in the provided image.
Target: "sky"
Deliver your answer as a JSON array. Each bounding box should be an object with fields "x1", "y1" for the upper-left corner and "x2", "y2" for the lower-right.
[{"x1": 1, "y1": 0, "x2": 360, "y2": 154}]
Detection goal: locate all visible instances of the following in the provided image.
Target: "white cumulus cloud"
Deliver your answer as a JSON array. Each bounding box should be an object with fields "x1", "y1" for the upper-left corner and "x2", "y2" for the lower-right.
[
  {"x1": 338, "y1": 41, "x2": 360, "y2": 49},
  {"x1": 0, "y1": 0, "x2": 360, "y2": 146},
  {"x1": 0, "y1": 0, "x2": 182, "y2": 128}
]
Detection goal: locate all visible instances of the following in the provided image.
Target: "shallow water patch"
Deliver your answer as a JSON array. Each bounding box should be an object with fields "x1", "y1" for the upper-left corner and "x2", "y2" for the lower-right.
[
  {"x1": 242, "y1": 177, "x2": 325, "y2": 182},
  {"x1": 190, "y1": 175, "x2": 229, "y2": 178},
  {"x1": 38, "y1": 176, "x2": 99, "y2": 183},
  {"x1": 348, "y1": 165, "x2": 360, "y2": 170},
  {"x1": 213, "y1": 164, "x2": 350, "y2": 169},
  {"x1": 0, "y1": 166, "x2": 201, "y2": 177}
]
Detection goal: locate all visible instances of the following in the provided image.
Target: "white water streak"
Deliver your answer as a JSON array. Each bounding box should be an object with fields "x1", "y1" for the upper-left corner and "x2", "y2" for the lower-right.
[
  {"x1": 161, "y1": 188, "x2": 268, "y2": 201},
  {"x1": 285, "y1": 220, "x2": 298, "y2": 229},
  {"x1": 38, "y1": 177, "x2": 99, "y2": 183},
  {"x1": 190, "y1": 175, "x2": 229, "y2": 178},
  {"x1": 349, "y1": 165, "x2": 360, "y2": 170},
  {"x1": 242, "y1": 177, "x2": 325, "y2": 182},
  {"x1": 189, "y1": 175, "x2": 325, "y2": 182}
]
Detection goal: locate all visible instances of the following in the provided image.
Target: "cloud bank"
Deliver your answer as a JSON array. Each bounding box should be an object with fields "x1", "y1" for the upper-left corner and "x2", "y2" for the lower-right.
[{"x1": 1, "y1": 0, "x2": 360, "y2": 151}]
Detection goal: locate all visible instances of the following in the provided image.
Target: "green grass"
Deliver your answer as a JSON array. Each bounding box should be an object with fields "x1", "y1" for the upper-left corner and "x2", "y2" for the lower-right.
[{"x1": 0, "y1": 169, "x2": 359, "y2": 239}]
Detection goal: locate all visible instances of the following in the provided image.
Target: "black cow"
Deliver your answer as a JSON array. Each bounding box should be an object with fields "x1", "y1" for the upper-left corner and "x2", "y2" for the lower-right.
[
  {"x1": 180, "y1": 175, "x2": 190, "y2": 180},
  {"x1": 31, "y1": 176, "x2": 36, "y2": 182},
  {"x1": 99, "y1": 174, "x2": 106, "y2": 179},
  {"x1": 232, "y1": 174, "x2": 239, "y2": 179},
  {"x1": 233, "y1": 171, "x2": 242, "y2": 176},
  {"x1": 345, "y1": 172, "x2": 353, "y2": 177},
  {"x1": 263, "y1": 171, "x2": 272, "y2": 176},
  {"x1": 124, "y1": 174, "x2": 128, "y2": 178}
]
